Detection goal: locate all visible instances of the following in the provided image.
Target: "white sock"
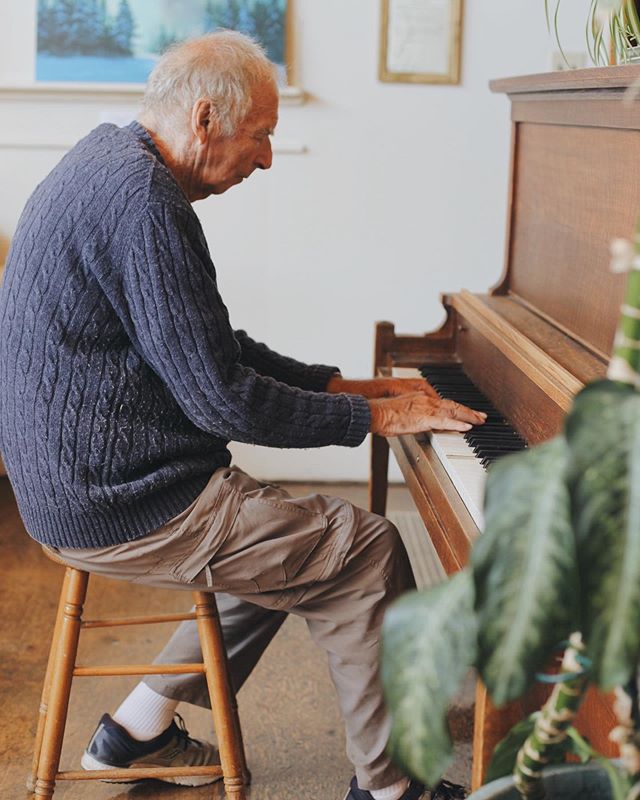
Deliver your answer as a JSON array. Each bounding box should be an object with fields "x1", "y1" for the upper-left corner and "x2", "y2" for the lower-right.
[
  {"x1": 112, "y1": 682, "x2": 179, "y2": 741},
  {"x1": 370, "y1": 778, "x2": 410, "y2": 800}
]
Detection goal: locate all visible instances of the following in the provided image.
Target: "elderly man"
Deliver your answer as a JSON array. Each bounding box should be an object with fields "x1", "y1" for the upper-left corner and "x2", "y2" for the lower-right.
[{"x1": 0, "y1": 32, "x2": 483, "y2": 800}]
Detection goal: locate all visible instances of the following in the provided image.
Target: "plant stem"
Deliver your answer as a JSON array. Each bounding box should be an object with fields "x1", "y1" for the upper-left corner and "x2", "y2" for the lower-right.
[
  {"x1": 610, "y1": 679, "x2": 640, "y2": 799},
  {"x1": 513, "y1": 635, "x2": 590, "y2": 800}
]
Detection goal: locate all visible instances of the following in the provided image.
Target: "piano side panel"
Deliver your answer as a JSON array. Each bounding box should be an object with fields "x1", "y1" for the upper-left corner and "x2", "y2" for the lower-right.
[
  {"x1": 387, "y1": 434, "x2": 478, "y2": 574},
  {"x1": 507, "y1": 122, "x2": 633, "y2": 357}
]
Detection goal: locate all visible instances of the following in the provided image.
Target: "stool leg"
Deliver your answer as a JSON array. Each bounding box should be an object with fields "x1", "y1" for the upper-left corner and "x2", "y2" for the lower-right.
[
  {"x1": 34, "y1": 568, "x2": 88, "y2": 799},
  {"x1": 225, "y1": 656, "x2": 251, "y2": 786},
  {"x1": 194, "y1": 592, "x2": 247, "y2": 800},
  {"x1": 27, "y1": 570, "x2": 71, "y2": 792}
]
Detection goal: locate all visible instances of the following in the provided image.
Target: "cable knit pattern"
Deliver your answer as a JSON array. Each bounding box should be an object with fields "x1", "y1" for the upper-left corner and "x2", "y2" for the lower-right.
[{"x1": 0, "y1": 122, "x2": 370, "y2": 548}]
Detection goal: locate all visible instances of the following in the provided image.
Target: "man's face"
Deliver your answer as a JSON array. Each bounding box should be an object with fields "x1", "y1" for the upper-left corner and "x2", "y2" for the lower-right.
[{"x1": 193, "y1": 81, "x2": 279, "y2": 199}]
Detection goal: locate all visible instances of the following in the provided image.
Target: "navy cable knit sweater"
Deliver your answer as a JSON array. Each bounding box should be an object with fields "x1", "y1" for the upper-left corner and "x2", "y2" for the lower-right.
[{"x1": 0, "y1": 122, "x2": 370, "y2": 548}]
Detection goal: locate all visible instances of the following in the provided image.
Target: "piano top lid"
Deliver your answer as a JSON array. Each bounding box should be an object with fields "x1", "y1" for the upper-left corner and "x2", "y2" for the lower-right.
[{"x1": 490, "y1": 63, "x2": 640, "y2": 95}]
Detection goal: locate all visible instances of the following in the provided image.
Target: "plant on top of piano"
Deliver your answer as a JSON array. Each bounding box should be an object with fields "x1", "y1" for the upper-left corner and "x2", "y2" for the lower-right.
[
  {"x1": 545, "y1": 0, "x2": 640, "y2": 66},
  {"x1": 380, "y1": 225, "x2": 640, "y2": 799}
]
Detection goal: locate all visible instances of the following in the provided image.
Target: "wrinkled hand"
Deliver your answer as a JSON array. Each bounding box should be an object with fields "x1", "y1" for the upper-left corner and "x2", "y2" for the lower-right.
[
  {"x1": 326, "y1": 375, "x2": 439, "y2": 399},
  {"x1": 369, "y1": 392, "x2": 486, "y2": 437}
]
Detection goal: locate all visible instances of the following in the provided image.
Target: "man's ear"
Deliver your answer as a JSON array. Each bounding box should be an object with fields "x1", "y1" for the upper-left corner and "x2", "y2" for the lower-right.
[{"x1": 191, "y1": 99, "x2": 220, "y2": 144}]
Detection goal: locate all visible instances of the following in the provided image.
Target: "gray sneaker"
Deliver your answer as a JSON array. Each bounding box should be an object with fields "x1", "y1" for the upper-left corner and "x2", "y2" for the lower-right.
[{"x1": 81, "y1": 713, "x2": 221, "y2": 786}]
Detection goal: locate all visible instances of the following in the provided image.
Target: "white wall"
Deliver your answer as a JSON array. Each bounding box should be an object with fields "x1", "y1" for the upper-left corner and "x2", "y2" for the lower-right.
[{"x1": 0, "y1": 1, "x2": 587, "y2": 482}]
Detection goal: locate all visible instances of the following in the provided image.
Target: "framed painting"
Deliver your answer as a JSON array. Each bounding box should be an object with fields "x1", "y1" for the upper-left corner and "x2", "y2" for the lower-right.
[
  {"x1": 35, "y1": 0, "x2": 290, "y2": 87},
  {"x1": 379, "y1": 0, "x2": 463, "y2": 85}
]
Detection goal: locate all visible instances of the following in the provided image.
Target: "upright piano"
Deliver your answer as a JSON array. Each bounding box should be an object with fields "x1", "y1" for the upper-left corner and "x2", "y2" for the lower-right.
[{"x1": 370, "y1": 65, "x2": 640, "y2": 789}]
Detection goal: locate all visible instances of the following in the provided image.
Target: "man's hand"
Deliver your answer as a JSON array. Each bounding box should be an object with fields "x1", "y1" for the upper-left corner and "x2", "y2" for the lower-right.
[
  {"x1": 326, "y1": 375, "x2": 439, "y2": 399},
  {"x1": 368, "y1": 393, "x2": 486, "y2": 437}
]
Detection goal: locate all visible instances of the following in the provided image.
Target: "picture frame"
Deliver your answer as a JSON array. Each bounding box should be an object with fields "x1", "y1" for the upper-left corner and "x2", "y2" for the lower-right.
[
  {"x1": 379, "y1": 0, "x2": 463, "y2": 85},
  {"x1": 0, "y1": 0, "x2": 294, "y2": 94}
]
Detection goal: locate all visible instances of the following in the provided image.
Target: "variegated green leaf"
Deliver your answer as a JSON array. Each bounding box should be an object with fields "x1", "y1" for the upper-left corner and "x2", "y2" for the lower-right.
[
  {"x1": 565, "y1": 379, "x2": 640, "y2": 689},
  {"x1": 380, "y1": 571, "x2": 477, "y2": 787},
  {"x1": 486, "y1": 713, "x2": 539, "y2": 782},
  {"x1": 487, "y1": 717, "x2": 591, "y2": 784},
  {"x1": 473, "y1": 437, "x2": 577, "y2": 705}
]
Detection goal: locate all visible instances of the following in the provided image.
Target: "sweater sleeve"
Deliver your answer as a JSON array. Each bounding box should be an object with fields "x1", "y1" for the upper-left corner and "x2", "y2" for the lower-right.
[
  {"x1": 99, "y1": 199, "x2": 370, "y2": 448},
  {"x1": 234, "y1": 329, "x2": 340, "y2": 391}
]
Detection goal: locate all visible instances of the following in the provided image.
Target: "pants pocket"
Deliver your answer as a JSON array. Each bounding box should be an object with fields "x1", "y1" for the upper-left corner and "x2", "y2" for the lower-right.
[
  {"x1": 167, "y1": 477, "x2": 242, "y2": 584},
  {"x1": 218, "y1": 495, "x2": 329, "y2": 593},
  {"x1": 163, "y1": 467, "x2": 333, "y2": 597}
]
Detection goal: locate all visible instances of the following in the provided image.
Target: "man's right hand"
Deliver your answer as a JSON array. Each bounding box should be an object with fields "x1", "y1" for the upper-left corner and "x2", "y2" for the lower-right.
[{"x1": 368, "y1": 392, "x2": 486, "y2": 437}]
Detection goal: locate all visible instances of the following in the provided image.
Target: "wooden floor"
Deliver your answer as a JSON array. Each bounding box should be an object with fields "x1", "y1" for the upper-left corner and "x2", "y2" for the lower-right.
[{"x1": 2, "y1": 478, "x2": 458, "y2": 800}]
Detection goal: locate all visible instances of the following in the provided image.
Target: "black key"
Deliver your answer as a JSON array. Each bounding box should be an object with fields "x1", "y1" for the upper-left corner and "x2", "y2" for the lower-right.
[{"x1": 419, "y1": 363, "x2": 527, "y2": 469}]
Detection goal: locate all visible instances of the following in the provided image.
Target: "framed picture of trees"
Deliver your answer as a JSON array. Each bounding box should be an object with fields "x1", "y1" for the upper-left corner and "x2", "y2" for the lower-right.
[{"x1": 35, "y1": 0, "x2": 289, "y2": 87}]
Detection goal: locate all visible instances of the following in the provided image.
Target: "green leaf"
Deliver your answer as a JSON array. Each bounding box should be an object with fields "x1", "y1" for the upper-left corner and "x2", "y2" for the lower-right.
[
  {"x1": 472, "y1": 437, "x2": 578, "y2": 705},
  {"x1": 564, "y1": 726, "x2": 596, "y2": 764},
  {"x1": 486, "y1": 713, "x2": 539, "y2": 782},
  {"x1": 565, "y1": 725, "x2": 632, "y2": 800},
  {"x1": 380, "y1": 571, "x2": 478, "y2": 787},
  {"x1": 596, "y1": 759, "x2": 632, "y2": 800},
  {"x1": 486, "y1": 715, "x2": 587, "y2": 783},
  {"x1": 565, "y1": 379, "x2": 640, "y2": 688}
]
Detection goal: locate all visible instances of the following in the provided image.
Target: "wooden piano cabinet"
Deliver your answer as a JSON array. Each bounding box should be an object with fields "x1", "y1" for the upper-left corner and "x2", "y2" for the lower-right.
[{"x1": 370, "y1": 65, "x2": 640, "y2": 787}]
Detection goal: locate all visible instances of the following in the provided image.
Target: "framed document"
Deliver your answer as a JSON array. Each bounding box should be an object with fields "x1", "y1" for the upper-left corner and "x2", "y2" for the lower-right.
[{"x1": 379, "y1": 0, "x2": 463, "y2": 85}]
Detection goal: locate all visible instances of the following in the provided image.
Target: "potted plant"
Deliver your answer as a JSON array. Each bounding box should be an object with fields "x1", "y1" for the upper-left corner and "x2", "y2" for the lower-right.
[
  {"x1": 545, "y1": 0, "x2": 640, "y2": 65},
  {"x1": 380, "y1": 228, "x2": 640, "y2": 800},
  {"x1": 548, "y1": 0, "x2": 640, "y2": 64}
]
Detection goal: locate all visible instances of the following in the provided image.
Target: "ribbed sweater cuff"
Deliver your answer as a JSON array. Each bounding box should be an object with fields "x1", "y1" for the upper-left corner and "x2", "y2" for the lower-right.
[
  {"x1": 306, "y1": 365, "x2": 341, "y2": 392},
  {"x1": 341, "y1": 394, "x2": 371, "y2": 447}
]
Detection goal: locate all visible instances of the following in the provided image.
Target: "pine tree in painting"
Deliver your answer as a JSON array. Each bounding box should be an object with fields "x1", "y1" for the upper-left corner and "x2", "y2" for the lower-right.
[
  {"x1": 203, "y1": 0, "x2": 218, "y2": 31},
  {"x1": 42, "y1": 0, "x2": 137, "y2": 57},
  {"x1": 97, "y1": 0, "x2": 112, "y2": 54},
  {"x1": 204, "y1": 0, "x2": 248, "y2": 31},
  {"x1": 45, "y1": 0, "x2": 74, "y2": 54},
  {"x1": 153, "y1": 25, "x2": 181, "y2": 55},
  {"x1": 112, "y1": 0, "x2": 135, "y2": 55},
  {"x1": 202, "y1": 0, "x2": 285, "y2": 65},
  {"x1": 66, "y1": 0, "x2": 92, "y2": 54},
  {"x1": 37, "y1": 0, "x2": 55, "y2": 52},
  {"x1": 81, "y1": 0, "x2": 104, "y2": 54},
  {"x1": 248, "y1": 0, "x2": 285, "y2": 63}
]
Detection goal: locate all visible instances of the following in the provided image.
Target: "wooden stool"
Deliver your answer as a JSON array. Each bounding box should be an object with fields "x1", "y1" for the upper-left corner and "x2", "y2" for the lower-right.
[{"x1": 29, "y1": 549, "x2": 248, "y2": 799}]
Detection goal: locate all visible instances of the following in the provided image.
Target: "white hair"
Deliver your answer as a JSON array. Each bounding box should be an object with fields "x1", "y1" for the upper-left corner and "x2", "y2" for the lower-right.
[{"x1": 141, "y1": 31, "x2": 277, "y2": 136}]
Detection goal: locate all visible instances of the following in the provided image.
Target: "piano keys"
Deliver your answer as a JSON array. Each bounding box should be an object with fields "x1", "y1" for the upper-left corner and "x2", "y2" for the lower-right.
[{"x1": 394, "y1": 364, "x2": 527, "y2": 528}]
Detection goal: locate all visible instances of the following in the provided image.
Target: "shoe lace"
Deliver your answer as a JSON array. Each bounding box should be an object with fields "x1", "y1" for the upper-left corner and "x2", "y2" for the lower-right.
[{"x1": 173, "y1": 713, "x2": 200, "y2": 752}]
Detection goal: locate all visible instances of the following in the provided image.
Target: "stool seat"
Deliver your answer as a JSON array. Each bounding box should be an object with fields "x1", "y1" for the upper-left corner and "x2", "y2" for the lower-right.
[{"x1": 29, "y1": 549, "x2": 248, "y2": 799}]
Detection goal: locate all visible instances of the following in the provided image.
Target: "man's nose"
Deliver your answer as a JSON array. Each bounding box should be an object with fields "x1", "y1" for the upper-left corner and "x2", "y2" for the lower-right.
[{"x1": 255, "y1": 137, "x2": 273, "y2": 170}]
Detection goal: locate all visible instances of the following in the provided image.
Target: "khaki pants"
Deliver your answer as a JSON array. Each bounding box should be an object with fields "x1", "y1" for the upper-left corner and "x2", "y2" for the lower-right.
[{"x1": 56, "y1": 466, "x2": 415, "y2": 790}]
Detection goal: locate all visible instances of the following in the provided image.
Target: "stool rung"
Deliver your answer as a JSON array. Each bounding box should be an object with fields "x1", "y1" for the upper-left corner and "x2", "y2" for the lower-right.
[
  {"x1": 82, "y1": 612, "x2": 197, "y2": 628},
  {"x1": 73, "y1": 662, "x2": 206, "y2": 676},
  {"x1": 56, "y1": 765, "x2": 223, "y2": 781}
]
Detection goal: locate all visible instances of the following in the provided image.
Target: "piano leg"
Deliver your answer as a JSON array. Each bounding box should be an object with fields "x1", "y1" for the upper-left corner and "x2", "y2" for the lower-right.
[
  {"x1": 369, "y1": 433, "x2": 390, "y2": 516},
  {"x1": 472, "y1": 682, "x2": 527, "y2": 790}
]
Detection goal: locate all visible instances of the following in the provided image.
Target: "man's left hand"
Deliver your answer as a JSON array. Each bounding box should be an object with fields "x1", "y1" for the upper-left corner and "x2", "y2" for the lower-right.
[{"x1": 326, "y1": 375, "x2": 439, "y2": 400}]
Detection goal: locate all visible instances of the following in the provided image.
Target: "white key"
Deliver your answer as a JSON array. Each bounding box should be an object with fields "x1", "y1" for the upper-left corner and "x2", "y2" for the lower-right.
[{"x1": 392, "y1": 367, "x2": 486, "y2": 528}]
